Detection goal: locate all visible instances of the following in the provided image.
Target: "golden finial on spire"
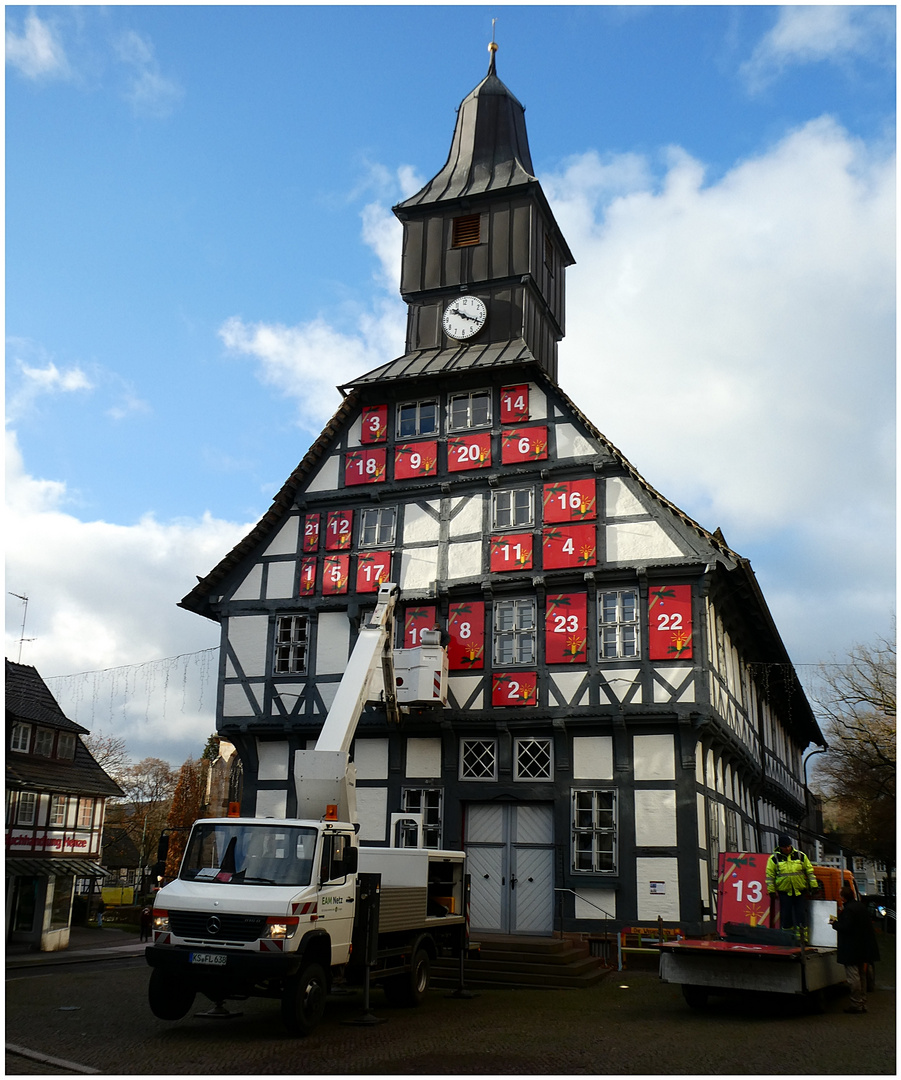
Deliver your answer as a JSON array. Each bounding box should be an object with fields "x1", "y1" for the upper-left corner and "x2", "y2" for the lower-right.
[{"x1": 488, "y1": 18, "x2": 498, "y2": 73}]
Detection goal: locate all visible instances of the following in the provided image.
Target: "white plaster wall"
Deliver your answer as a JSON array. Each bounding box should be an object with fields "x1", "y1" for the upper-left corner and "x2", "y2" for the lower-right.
[
  {"x1": 653, "y1": 666, "x2": 695, "y2": 703},
  {"x1": 574, "y1": 888, "x2": 616, "y2": 920},
  {"x1": 695, "y1": 742, "x2": 704, "y2": 786},
  {"x1": 699, "y1": 859, "x2": 710, "y2": 906},
  {"x1": 400, "y1": 547, "x2": 439, "y2": 591},
  {"x1": 256, "y1": 789, "x2": 287, "y2": 817},
  {"x1": 633, "y1": 734, "x2": 675, "y2": 780},
  {"x1": 448, "y1": 676, "x2": 483, "y2": 710},
  {"x1": 222, "y1": 682, "x2": 263, "y2": 718},
  {"x1": 606, "y1": 521, "x2": 684, "y2": 561},
  {"x1": 447, "y1": 540, "x2": 483, "y2": 579},
  {"x1": 525, "y1": 382, "x2": 547, "y2": 420},
  {"x1": 346, "y1": 414, "x2": 362, "y2": 448},
  {"x1": 305, "y1": 454, "x2": 340, "y2": 493},
  {"x1": 572, "y1": 736, "x2": 613, "y2": 780},
  {"x1": 555, "y1": 423, "x2": 597, "y2": 459},
  {"x1": 605, "y1": 476, "x2": 645, "y2": 518},
  {"x1": 231, "y1": 564, "x2": 263, "y2": 602},
  {"x1": 228, "y1": 616, "x2": 269, "y2": 677},
  {"x1": 266, "y1": 516, "x2": 298, "y2": 556},
  {"x1": 257, "y1": 740, "x2": 290, "y2": 781},
  {"x1": 354, "y1": 738, "x2": 389, "y2": 780},
  {"x1": 697, "y1": 792, "x2": 707, "y2": 848},
  {"x1": 448, "y1": 495, "x2": 483, "y2": 537},
  {"x1": 550, "y1": 671, "x2": 589, "y2": 707},
  {"x1": 603, "y1": 669, "x2": 641, "y2": 703},
  {"x1": 316, "y1": 613, "x2": 350, "y2": 675},
  {"x1": 406, "y1": 738, "x2": 442, "y2": 778},
  {"x1": 403, "y1": 503, "x2": 441, "y2": 544},
  {"x1": 636, "y1": 857, "x2": 680, "y2": 921},
  {"x1": 266, "y1": 561, "x2": 295, "y2": 599},
  {"x1": 316, "y1": 682, "x2": 339, "y2": 713},
  {"x1": 634, "y1": 790, "x2": 677, "y2": 847},
  {"x1": 357, "y1": 787, "x2": 388, "y2": 842}
]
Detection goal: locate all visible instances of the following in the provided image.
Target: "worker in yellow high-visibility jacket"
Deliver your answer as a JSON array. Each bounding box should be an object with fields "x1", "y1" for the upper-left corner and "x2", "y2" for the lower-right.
[{"x1": 766, "y1": 834, "x2": 818, "y2": 937}]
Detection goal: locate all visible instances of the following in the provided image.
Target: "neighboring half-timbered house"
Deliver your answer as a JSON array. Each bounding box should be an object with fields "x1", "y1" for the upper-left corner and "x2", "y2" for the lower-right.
[{"x1": 180, "y1": 52, "x2": 824, "y2": 937}]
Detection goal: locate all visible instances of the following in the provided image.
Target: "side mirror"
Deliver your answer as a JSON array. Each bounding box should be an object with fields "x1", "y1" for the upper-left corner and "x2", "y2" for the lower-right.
[{"x1": 343, "y1": 846, "x2": 359, "y2": 875}]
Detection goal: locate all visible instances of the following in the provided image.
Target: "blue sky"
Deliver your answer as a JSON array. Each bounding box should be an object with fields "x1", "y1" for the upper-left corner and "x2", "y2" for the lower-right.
[{"x1": 5, "y1": 5, "x2": 895, "y2": 766}]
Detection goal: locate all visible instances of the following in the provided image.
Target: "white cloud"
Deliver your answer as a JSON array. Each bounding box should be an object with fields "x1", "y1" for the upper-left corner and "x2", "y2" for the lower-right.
[
  {"x1": 7, "y1": 357, "x2": 94, "y2": 421},
  {"x1": 113, "y1": 29, "x2": 182, "y2": 118},
  {"x1": 5, "y1": 10, "x2": 70, "y2": 80},
  {"x1": 742, "y1": 6, "x2": 895, "y2": 91}
]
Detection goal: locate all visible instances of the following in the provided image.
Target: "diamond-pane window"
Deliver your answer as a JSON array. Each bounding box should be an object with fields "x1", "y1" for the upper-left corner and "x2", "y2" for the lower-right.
[
  {"x1": 515, "y1": 738, "x2": 552, "y2": 780},
  {"x1": 460, "y1": 739, "x2": 497, "y2": 781}
]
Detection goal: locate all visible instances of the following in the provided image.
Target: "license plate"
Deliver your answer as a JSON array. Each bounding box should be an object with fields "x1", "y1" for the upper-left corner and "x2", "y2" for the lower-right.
[{"x1": 189, "y1": 952, "x2": 227, "y2": 966}]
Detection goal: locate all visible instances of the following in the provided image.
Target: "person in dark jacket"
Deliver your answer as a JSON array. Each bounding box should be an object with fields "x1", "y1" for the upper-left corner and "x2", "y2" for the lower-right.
[
  {"x1": 832, "y1": 884, "x2": 880, "y2": 1013},
  {"x1": 139, "y1": 906, "x2": 152, "y2": 943}
]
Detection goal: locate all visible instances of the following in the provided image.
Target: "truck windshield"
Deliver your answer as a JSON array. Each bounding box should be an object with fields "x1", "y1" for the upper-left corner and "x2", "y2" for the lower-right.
[{"x1": 179, "y1": 823, "x2": 317, "y2": 887}]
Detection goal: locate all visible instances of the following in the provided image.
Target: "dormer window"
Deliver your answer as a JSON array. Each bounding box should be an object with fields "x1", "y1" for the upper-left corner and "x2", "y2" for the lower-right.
[
  {"x1": 58, "y1": 733, "x2": 76, "y2": 760},
  {"x1": 10, "y1": 723, "x2": 30, "y2": 753},
  {"x1": 33, "y1": 728, "x2": 54, "y2": 757},
  {"x1": 452, "y1": 214, "x2": 481, "y2": 247}
]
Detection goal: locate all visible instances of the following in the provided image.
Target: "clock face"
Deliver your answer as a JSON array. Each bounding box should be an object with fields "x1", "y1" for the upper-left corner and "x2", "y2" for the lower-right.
[{"x1": 442, "y1": 295, "x2": 487, "y2": 341}]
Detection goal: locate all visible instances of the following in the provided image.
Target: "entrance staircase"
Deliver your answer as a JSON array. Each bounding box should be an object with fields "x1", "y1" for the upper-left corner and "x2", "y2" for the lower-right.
[{"x1": 431, "y1": 934, "x2": 611, "y2": 991}]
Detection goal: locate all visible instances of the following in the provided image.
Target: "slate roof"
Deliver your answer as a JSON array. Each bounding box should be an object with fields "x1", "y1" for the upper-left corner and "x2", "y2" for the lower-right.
[
  {"x1": 6, "y1": 660, "x2": 124, "y2": 798},
  {"x1": 339, "y1": 339, "x2": 540, "y2": 390}
]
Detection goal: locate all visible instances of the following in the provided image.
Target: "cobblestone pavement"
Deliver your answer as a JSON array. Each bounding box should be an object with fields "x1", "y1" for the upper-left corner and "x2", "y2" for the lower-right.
[{"x1": 6, "y1": 934, "x2": 896, "y2": 1075}]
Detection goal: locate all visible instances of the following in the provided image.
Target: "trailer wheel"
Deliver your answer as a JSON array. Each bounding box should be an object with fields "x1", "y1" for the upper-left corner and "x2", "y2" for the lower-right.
[
  {"x1": 383, "y1": 946, "x2": 431, "y2": 1007},
  {"x1": 148, "y1": 968, "x2": 196, "y2": 1021},
  {"x1": 281, "y1": 962, "x2": 327, "y2": 1036},
  {"x1": 681, "y1": 984, "x2": 708, "y2": 1010}
]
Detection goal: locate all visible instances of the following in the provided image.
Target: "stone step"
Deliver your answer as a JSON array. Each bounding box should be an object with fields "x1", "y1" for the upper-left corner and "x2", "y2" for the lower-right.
[{"x1": 432, "y1": 935, "x2": 611, "y2": 991}]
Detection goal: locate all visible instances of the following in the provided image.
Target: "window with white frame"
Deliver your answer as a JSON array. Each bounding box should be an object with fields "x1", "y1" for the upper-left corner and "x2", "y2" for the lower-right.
[
  {"x1": 494, "y1": 598, "x2": 536, "y2": 666},
  {"x1": 360, "y1": 506, "x2": 396, "y2": 547},
  {"x1": 572, "y1": 789, "x2": 616, "y2": 872},
  {"x1": 33, "y1": 728, "x2": 54, "y2": 757},
  {"x1": 397, "y1": 398, "x2": 438, "y2": 439},
  {"x1": 17, "y1": 792, "x2": 37, "y2": 826},
  {"x1": 515, "y1": 738, "x2": 553, "y2": 781},
  {"x1": 460, "y1": 739, "x2": 498, "y2": 781},
  {"x1": 598, "y1": 589, "x2": 639, "y2": 659},
  {"x1": 77, "y1": 798, "x2": 94, "y2": 829},
  {"x1": 448, "y1": 389, "x2": 491, "y2": 431},
  {"x1": 492, "y1": 487, "x2": 533, "y2": 530},
  {"x1": 49, "y1": 794, "x2": 67, "y2": 827},
  {"x1": 57, "y1": 733, "x2": 76, "y2": 760},
  {"x1": 10, "y1": 723, "x2": 31, "y2": 753},
  {"x1": 401, "y1": 788, "x2": 443, "y2": 848},
  {"x1": 274, "y1": 614, "x2": 309, "y2": 675}
]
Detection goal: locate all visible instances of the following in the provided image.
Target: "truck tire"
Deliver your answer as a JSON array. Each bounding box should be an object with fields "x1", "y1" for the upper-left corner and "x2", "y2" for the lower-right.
[
  {"x1": 681, "y1": 984, "x2": 708, "y2": 1010},
  {"x1": 383, "y1": 946, "x2": 431, "y2": 1007},
  {"x1": 281, "y1": 962, "x2": 327, "y2": 1036},
  {"x1": 148, "y1": 968, "x2": 196, "y2": 1021}
]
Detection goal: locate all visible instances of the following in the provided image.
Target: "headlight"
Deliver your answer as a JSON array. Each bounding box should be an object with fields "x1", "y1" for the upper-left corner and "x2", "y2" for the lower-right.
[
  {"x1": 876, "y1": 905, "x2": 887, "y2": 917},
  {"x1": 263, "y1": 916, "x2": 299, "y2": 940},
  {"x1": 152, "y1": 909, "x2": 169, "y2": 932}
]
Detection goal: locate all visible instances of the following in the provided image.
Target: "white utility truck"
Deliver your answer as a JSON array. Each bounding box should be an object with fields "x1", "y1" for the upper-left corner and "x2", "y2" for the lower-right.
[{"x1": 145, "y1": 584, "x2": 469, "y2": 1035}]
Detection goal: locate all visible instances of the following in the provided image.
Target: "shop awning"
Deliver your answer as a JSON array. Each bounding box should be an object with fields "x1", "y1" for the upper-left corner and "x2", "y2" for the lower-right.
[{"x1": 5, "y1": 857, "x2": 109, "y2": 878}]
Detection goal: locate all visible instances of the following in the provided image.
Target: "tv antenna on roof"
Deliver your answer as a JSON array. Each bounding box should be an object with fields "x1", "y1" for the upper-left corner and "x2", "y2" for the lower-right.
[{"x1": 9, "y1": 592, "x2": 35, "y2": 663}]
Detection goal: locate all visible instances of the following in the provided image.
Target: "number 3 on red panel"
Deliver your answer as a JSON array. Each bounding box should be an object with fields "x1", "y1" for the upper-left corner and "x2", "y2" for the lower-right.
[{"x1": 361, "y1": 404, "x2": 387, "y2": 444}]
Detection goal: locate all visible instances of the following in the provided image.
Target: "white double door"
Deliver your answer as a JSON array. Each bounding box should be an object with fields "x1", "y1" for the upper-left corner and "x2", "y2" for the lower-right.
[{"x1": 465, "y1": 803, "x2": 555, "y2": 935}]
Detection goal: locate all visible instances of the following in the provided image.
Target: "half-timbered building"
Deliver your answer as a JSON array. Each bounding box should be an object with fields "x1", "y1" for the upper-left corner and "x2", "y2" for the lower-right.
[{"x1": 180, "y1": 52, "x2": 824, "y2": 937}]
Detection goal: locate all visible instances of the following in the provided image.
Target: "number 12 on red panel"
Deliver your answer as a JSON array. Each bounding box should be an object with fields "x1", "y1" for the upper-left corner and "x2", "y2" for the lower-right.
[
  {"x1": 492, "y1": 672, "x2": 538, "y2": 707},
  {"x1": 322, "y1": 554, "x2": 349, "y2": 595},
  {"x1": 545, "y1": 594, "x2": 588, "y2": 664},
  {"x1": 648, "y1": 584, "x2": 693, "y2": 659},
  {"x1": 325, "y1": 509, "x2": 353, "y2": 550},
  {"x1": 448, "y1": 433, "x2": 492, "y2": 472},
  {"x1": 345, "y1": 448, "x2": 386, "y2": 486},
  {"x1": 501, "y1": 426, "x2": 548, "y2": 464}
]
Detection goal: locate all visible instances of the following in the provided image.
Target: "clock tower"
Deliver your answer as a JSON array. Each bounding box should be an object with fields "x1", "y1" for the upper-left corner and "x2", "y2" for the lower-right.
[{"x1": 347, "y1": 45, "x2": 574, "y2": 388}]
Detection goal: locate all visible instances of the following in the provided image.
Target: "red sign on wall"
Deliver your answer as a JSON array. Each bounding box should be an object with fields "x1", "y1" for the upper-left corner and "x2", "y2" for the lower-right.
[
  {"x1": 322, "y1": 554, "x2": 349, "y2": 595},
  {"x1": 501, "y1": 426, "x2": 548, "y2": 465},
  {"x1": 447, "y1": 601, "x2": 485, "y2": 670},
  {"x1": 299, "y1": 557, "x2": 317, "y2": 596},
  {"x1": 356, "y1": 551, "x2": 391, "y2": 593},
  {"x1": 543, "y1": 479, "x2": 597, "y2": 523},
  {"x1": 500, "y1": 384, "x2": 529, "y2": 424},
  {"x1": 325, "y1": 509, "x2": 353, "y2": 550},
  {"x1": 545, "y1": 593, "x2": 588, "y2": 664},
  {"x1": 717, "y1": 852, "x2": 772, "y2": 934},
  {"x1": 492, "y1": 672, "x2": 538, "y2": 707},
  {"x1": 490, "y1": 533, "x2": 533, "y2": 572},
  {"x1": 447, "y1": 433, "x2": 492, "y2": 472},
  {"x1": 542, "y1": 523, "x2": 597, "y2": 569},
  {"x1": 302, "y1": 514, "x2": 320, "y2": 553},
  {"x1": 648, "y1": 584, "x2": 693, "y2": 660},
  {"x1": 404, "y1": 606, "x2": 437, "y2": 648},
  {"x1": 361, "y1": 404, "x2": 388, "y2": 444},
  {"x1": 345, "y1": 448, "x2": 387, "y2": 486},
  {"x1": 395, "y1": 441, "x2": 439, "y2": 480}
]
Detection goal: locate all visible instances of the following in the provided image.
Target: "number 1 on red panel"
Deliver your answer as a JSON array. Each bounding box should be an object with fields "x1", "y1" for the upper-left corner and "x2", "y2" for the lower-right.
[{"x1": 299, "y1": 557, "x2": 317, "y2": 596}]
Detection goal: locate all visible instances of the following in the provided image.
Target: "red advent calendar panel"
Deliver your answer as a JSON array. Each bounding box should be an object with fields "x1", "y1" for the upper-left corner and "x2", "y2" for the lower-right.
[
  {"x1": 356, "y1": 551, "x2": 390, "y2": 593},
  {"x1": 404, "y1": 606, "x2": 437, "y2": 648},
  {"x1": 543, "y1": 479, "x2": 597, "y2": 523},
  {"x1": 648, "y1": 584, "x2": 693, "y2": 660},
  {"x1": 501, "y1": 426, "x2": 548, "y2": 465},
  {"x1": 302, "y1": 514, "x2": 320, "y2": 553},
  {"x1": 500, "y1": 384, "x2": 529, "y2": 424},
  {"x1": 447, "y1": 433, "x2": 492, "y2": 472},
  {"x1": 322, "y1": 554, "x2": 349, "y2": 595},
  {"x1": 492, "y1": 672, "x2": 538, "y2": 707},
  {"x1": 545, "y1": 594, "x2": 588, "y2": 664},
  {"x1": 345, "y1": 448, "x2": 387, "y2": 486},
  {"x1": 361, "y1": 404, "x2": 388, "y2": 444},
  {"x1": 395, "y1": 441, "x2": 439, "y2": 480},
  {"x1": 325, "y1": 509, "x2": 353, "y2": 550},
  {"x1": 542, "y1": 523, "x2": 597, "y2": 569},
  {"x1": 717, "y1": 852, "x2": 772, "y2": 934},
  {"x1": 447, "y1": 601, "x2": 485, "y2": 670},
  {"x1": 490, "y1": 533, "x2": 533, "y2": 572},
  {"x1": 299, "y1": 557, "x2": 317, "y2": 596}
]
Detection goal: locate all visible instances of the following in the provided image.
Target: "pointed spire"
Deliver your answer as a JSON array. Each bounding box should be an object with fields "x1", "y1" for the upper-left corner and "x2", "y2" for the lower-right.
[
  {"x1": 396, "y1": 36, "x2": 536, "y2": 209},
  {"x1": 488, "y1": 19, "x2": 498, "y2": 77}
]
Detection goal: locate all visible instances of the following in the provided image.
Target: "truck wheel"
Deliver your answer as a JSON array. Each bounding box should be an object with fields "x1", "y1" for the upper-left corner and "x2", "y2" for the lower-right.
[
  {"x1": 281, "y1": 962, "x2": 327, "y2": 1036},
  {"x1": 681, "y1": 984, "x2": 708, "y2": 1010},
  {"x1": 148, "y1": 968, "x2": 196, "y2": 1021},
  {"x1": 384, "y1": 947, "x2": 431, "y2": 1007}
]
